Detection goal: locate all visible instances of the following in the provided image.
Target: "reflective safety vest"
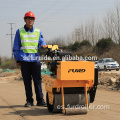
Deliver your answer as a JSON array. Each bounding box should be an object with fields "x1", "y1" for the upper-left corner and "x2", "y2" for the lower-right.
[{"x1": 19, "y1": 27, "x2": 40, "y2": 53}]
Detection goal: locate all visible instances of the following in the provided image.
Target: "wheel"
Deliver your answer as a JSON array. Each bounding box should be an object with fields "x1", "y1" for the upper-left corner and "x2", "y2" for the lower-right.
[
  {"x1": 104, "y1": 66, "x2": 107, "y2": 71},
  {"x1": 109, "y1": 69, "x2": 111, "y2": 71},
  {"x1": 116, "y1": 69, "x2": 119, "y2": 71},
  {"x1": 98, "y1": 66, "x2": 100, "y2": 71}
]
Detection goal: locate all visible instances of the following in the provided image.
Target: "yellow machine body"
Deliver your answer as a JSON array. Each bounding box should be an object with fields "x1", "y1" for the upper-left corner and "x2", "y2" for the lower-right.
[
  {"x1": 42, "y1": 60, "x2": 95, "y2": 114},
  {"x1": 57, "y1": 61, "x2": 94, "y2": 81}
]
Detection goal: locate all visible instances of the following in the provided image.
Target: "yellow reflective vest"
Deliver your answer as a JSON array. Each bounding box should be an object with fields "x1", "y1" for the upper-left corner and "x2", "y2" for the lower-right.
[{"x1": 19, "y1": 27, "x2": 40, "y2": 53}]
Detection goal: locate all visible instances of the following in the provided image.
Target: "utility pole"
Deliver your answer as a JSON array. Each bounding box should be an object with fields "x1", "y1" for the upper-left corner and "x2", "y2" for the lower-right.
[{"x1": 6, "y1": 23, "x2": 15, "y2": 59}]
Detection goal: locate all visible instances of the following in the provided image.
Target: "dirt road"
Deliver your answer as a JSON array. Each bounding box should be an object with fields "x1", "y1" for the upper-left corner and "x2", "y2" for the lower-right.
[{"x1": 0, "y1": 79, "x2": 120, "y2": 120}]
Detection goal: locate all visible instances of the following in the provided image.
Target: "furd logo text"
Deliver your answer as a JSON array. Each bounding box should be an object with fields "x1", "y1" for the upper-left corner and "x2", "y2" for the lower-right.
[{"x1": 68, "y1": 69, "x2": 86, "y2": 73}]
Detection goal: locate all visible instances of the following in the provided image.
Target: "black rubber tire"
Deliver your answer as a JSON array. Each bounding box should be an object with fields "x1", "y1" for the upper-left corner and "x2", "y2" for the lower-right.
[
  {"x1": 98, "y1": 66, "x2": 100, "y2": 71},
  {"x1": 116, "y1": 69, "x2": 119, "y2": 71},
  {"x1": 104, "y1": 66, "x2": 107, "y2": 71}
]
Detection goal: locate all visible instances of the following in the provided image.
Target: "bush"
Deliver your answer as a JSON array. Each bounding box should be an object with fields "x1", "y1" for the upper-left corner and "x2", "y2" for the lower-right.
[
  {"x1": 68, "y1": 40, "x2": 92, "y2": 51},
  {"x1": 95, "y1": 37, "x2": 117, "y2": 55},
  {"x1": 79, "y1": 40, "x2": 92, "y2": 47},
  {"x1": 0, "y1": 60, "x2": 17, "y2": 69},
  {"x1": 1, "y1": 61, "x2": 12, "y2": 69},
  {"x1": 99, "y1": 46, "x2": 120, "y2": 64},
  {"x1": 71, "y1": 41, "x2": 81, "y2": 51},
  {"x1": 66, "y1": 44, "x2": 73, "y2": 50}
]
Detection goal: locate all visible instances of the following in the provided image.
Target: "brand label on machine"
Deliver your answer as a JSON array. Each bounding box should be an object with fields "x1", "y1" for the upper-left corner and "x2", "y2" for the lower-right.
[{"x1": 68, "y1": 69, "x2": 86, "y2": 73}]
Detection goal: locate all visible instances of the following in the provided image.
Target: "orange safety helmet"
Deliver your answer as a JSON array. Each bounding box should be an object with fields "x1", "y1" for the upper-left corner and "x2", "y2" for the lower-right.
[{"x1": 24, "y1": 11, "x2": 35, "y2": 20}]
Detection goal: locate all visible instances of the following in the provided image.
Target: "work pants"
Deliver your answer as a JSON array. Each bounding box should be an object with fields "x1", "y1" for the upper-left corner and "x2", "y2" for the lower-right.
[{"x1": 20, "y1": 61, "x2": 43, "y2": 103}]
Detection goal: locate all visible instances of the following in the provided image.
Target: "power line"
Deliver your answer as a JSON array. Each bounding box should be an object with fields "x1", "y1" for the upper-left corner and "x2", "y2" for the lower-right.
[
  {"x1": 38, "y1": 1, "x2": 60, "y2": 15},
  {"x1": 6, "y1": 23, "x2": 15, "y2": 59},
  {"x1": 39, "y1": 0, "x2": 79, "y2": 22}
]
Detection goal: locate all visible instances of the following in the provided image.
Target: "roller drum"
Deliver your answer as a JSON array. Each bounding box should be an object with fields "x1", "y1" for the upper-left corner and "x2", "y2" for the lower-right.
[
  {"x1": 47, "y1": 93, "x2": 90, "y2": 113},
  {"x1": 65, "y1": 107, "x2": 87, "y2": 115}
]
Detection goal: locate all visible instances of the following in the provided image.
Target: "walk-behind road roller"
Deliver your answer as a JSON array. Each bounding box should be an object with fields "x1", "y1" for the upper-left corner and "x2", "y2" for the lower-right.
[{"x1": 42, "y1": 45, "x2": 98, "y2": 115}]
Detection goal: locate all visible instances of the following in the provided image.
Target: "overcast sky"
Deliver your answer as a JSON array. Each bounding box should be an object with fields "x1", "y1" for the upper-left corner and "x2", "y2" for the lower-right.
[{"x1": 0, "y1": 0, "x2": 118, "y2": 57}]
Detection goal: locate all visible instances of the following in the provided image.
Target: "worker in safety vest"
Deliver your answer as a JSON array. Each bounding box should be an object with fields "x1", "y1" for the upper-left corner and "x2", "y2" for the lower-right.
[{"x1": 13, "y1": 11, "x2": 48, "y2": 107}]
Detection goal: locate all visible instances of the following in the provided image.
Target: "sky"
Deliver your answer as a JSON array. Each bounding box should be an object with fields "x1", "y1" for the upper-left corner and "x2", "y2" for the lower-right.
[{"x1": 0, "y1": 0, "x2": 118, "y2": 58}]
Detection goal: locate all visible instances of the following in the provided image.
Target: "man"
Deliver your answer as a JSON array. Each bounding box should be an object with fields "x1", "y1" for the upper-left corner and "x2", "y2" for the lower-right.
[{"x1": 13, "y1": 11, "x2": 48, "y2": 107}]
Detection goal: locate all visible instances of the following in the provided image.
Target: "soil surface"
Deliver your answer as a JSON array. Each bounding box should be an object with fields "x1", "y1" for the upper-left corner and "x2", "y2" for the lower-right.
[{"x1": 0, "y1": 69, "x2": 120, "y2": 120}]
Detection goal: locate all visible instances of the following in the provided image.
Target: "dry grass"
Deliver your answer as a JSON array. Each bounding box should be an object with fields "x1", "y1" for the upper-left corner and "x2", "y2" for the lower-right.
[
  {"x1": 99, "y1": 47, "x2": 120, "y2": 64},
  {"x1": 71, "y1": 46, "x2": 120, "y2": 63}
]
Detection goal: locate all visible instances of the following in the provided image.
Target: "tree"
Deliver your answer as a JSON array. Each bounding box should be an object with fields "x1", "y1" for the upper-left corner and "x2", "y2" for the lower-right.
[
  {"x1": 113, "y1": 1, "x2": 120, "y2": 45},
  {"x1": 0, "y1": 57, "x2": 1, "y2": 66},
  {"x1": 102, "y1": 1, "x2": 120, "y2": 44},
  {"x1": 96, "y1": 37, "x2": 117, "y2": 55}
]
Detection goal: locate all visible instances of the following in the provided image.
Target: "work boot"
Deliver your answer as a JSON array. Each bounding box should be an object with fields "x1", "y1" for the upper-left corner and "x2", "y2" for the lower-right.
[
  {"x1": 24, "y1": 102, "x2": 34, "y2": 107},
  {"x1": 37, "y1": 99, "x2": 47, "y2": 107}
]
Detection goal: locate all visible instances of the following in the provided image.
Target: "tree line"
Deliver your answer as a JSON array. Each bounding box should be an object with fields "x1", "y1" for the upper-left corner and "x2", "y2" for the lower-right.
[{"x1": 47, "y1": 1, "x2": 120, "y2": 49}]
